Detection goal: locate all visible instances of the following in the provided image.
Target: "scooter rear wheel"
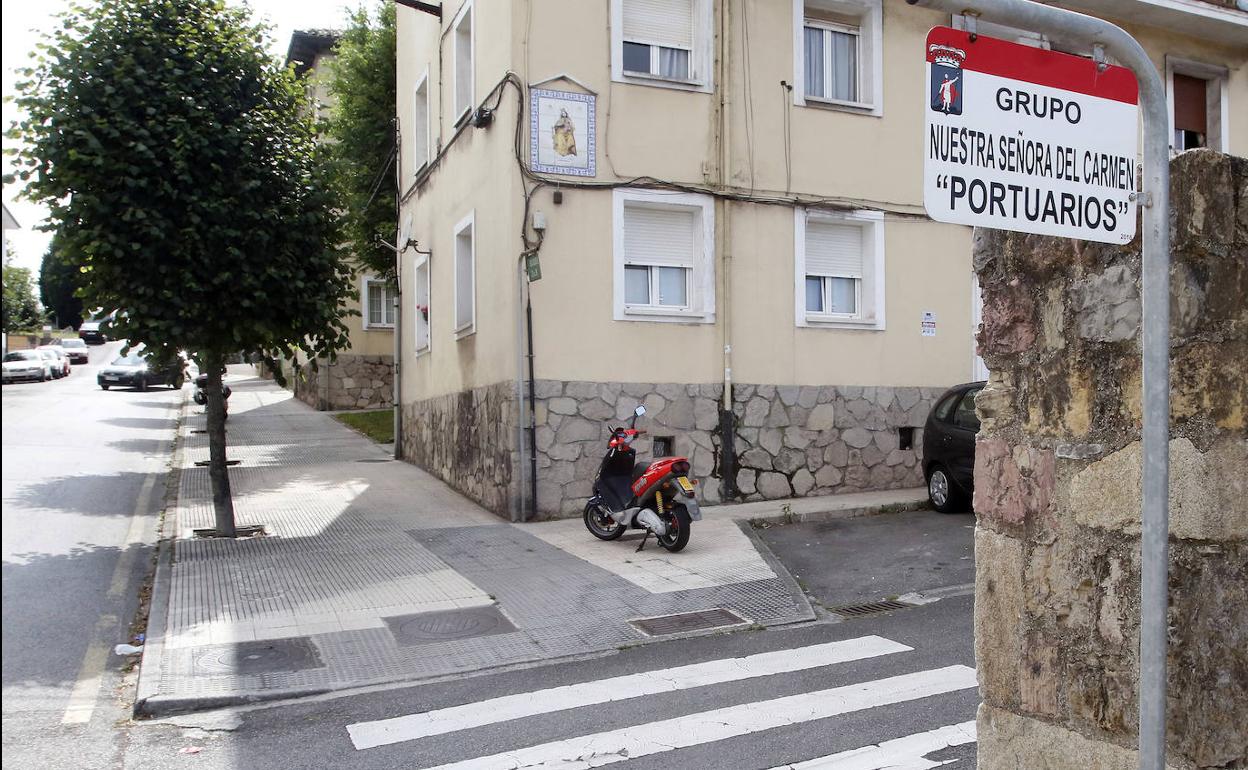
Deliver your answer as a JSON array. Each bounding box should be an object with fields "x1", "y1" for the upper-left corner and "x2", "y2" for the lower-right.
[
  {"x1": 656, "y1": 506, "x2": 692, "y2": 552},
  {"x1": 584, "y1": 501, "x2": 626, "y2": 541}
]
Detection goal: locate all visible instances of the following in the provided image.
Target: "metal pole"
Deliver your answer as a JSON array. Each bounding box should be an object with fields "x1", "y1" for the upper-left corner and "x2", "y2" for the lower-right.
[{"x1": 906, "y1": 2, "x2": 1170, "y2": 767}]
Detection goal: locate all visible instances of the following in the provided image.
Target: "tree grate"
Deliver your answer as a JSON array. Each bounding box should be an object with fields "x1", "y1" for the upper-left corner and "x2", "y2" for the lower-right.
[
  {"x1": 629, "y1": 608, "x2": 748, "y2": 637},
  {"x1": 830, "y1": 600, "x2": 913, "y2": 618}
]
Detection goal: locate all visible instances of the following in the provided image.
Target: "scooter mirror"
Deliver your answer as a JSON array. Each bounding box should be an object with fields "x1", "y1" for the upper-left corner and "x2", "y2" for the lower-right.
[{"x1": 634, "y1": 405, "x2": 646, "y2": 417}]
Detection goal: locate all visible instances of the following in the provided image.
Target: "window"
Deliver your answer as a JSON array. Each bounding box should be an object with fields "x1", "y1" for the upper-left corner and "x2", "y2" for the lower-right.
[
  {"x1": 413, "y1": 256, "x2": 430, "y2": 354},
  {"x1": 452, "y1": 2, "x2": 473, "y2": 123},
  {"x1": 364, "y1": 278, "x2": 396, "y2": 329},
  {"x1": 953, "y1": 389, "x2": 982, "y2": 432},
  {"x1": 794, "y1": 0, "x2": 881, "y2": 114},
  {"x1": 613, "y1": 189, "x2": 715, "y2": 323},
  {"x1": 612, "y1": 0, "x2": 711, "y2": 91},
  {"x1": 412, "y1": 69, "x2": 430, "y2": 174},
  {"x1": 453, "y1": 212, "x2": 475, "y2": 336},
  {"x1": 1166, "y1": 57, "x2": 1229, "y2": 153},
  {"x1": 794, "y1": 208, "x2": 884, "y2": 329}
]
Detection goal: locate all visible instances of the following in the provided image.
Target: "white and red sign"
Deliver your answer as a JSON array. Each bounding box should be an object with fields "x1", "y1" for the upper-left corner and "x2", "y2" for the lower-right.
[{"x1": 923, "y1": 27, "x2": 1139, "y2": 244}]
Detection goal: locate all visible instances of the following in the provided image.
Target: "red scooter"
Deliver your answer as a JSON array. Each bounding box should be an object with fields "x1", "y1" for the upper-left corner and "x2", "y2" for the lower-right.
[{"x1": 583, "y1": 405, "x2": 701, "y2": 552}]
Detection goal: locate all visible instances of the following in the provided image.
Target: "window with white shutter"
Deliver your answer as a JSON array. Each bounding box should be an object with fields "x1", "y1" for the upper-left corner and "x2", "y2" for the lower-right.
[
  {"x1": 454, "y1": 213, "x2": 475, "y2": 336},
  {"x1": 614, "y1": 189, "x2": 715, "y2": 322},
  {"x1": 413, "y1": 70, "x2": 430, "y2": 174},
  {"x1": 452, "y1": 2, "x2": 473, "y2": 122},
  {"x1": 612, "y1": 0, "x2": 710, "y2": 90},
  {"x1": 413, "y1": 256, "x2": 430, "y2": 353},
  {"x1": 794, "y1": 0, "x2": 882, "y2": 114},
  {"x1": 795, "y1": 208, "x2": 885, "y2": 329},
  {"x1": 364, "y1": 278, "x2": 396, "y2": 328}
]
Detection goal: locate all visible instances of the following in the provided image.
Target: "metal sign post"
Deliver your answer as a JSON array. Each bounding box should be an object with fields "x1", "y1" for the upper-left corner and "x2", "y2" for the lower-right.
[{"x1": 908, "y1": 1, "x2": 1171, "y2": 767}]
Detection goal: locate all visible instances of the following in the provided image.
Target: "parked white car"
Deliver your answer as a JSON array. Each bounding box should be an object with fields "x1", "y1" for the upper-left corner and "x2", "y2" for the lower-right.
[
  {"x1": 2, "y1": 350, "x2": 53, "y2": 383},
  {"x1": 37, "y1": 345, "x2": 72, "y2": 377}
]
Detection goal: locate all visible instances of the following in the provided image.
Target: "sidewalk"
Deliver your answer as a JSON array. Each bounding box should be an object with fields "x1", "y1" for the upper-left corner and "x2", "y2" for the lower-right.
[{"x1": 136, "y1": 372, "x2": 917, "y2": 716}]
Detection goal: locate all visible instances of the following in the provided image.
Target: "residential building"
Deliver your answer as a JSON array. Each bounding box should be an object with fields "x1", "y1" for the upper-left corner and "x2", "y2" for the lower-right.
[
  {"x1": 395, "y1": 0, "x2": 1247, "y2": 519},
  {"x1": 280, "y1": 29, "x2": 396, "y2": 412}
]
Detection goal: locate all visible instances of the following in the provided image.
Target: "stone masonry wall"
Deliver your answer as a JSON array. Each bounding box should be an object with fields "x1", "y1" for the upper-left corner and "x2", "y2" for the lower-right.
[
  {"x1": 288, "y1": 354, "x2": 394, "y2": 412},
  {"x1": 531, "y1": 380, "x2": 943, "y2": 517},
  {"x1": 400, "y1": 381, "x2": 519, "y2": 516},
  {"x1": 972, "y1": 150, "x2": 1247, "y2": 769}
]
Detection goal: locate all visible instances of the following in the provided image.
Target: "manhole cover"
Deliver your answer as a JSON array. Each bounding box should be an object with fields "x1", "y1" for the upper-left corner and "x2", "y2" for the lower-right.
[
  {"x1": 830, "y1": 600, "x2": 913, "y2": 618},
  {"x1": 191, "y1": 637, "x2": 323, "y2": 676},
  {"x1": 384, "y1": 606, "x2": 516, "y2": 647},
  {"x1": 630, "y1": 608, "x2": 748, "y2": 637}
]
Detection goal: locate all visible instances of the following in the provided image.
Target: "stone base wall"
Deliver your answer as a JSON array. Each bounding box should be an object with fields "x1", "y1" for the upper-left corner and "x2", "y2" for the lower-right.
[
  {"x1": 286, "y1": 354, "x2": 394, "y2": 412},
  {"x1": 972, "y1": 150, "x2": 1247, "y2": 769},
  {"x1": 531, "y1": 380, "x2": 942, "y2": 517},
  {"x1": 400, "y1": 381, "x2": 519, "y2": 517}
]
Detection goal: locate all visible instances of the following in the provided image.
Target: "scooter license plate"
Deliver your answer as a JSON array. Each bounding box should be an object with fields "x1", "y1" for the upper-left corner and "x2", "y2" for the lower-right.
[{"x1": 676, "y1": 476, "x2": 694, "y2": 493}]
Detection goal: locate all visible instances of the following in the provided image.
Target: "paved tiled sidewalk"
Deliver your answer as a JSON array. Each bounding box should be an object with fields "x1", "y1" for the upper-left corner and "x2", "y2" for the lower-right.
[{"x1": 137, "y1": 371, "x2": 815, "y2": 715}]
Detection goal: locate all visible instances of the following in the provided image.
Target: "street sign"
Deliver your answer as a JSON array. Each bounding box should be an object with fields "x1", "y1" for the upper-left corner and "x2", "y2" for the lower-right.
[
  {"x1": 525, "y1": 252, "x2": 542, "y2": 282},
  {"x1": 923, "y1": 27, "x2": 1139, "y2": 244}
]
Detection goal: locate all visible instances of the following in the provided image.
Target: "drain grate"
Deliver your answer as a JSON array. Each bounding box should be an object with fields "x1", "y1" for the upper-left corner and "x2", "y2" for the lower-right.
[
  {"x1": 830, "y1": 600, "x2": 913, "y2": 618},
  {"x1": 630, "y1": 608, "x2": 748, "y2": 637},
  {"x1": 191, "y1": 637, "x2": 323, "y2": 676},
  {"x1": 385, "y1": 606, "x2": 517, "y2": 647}
]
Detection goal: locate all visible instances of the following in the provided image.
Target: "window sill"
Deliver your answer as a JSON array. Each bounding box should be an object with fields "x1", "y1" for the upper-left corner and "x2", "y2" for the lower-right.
[
  {"x1": 801, "y1": 314, "x2": 883, "y2": 330},
  {"x1": 613, "y1": 71, "x2": 710, "y2": 93},
  {"x1": 453, "y1": 107, "x2": 472, "y2": 128},
  {"x1": 414, "y1": 346, "x2": 431, "y2": 358},
  {"x1": 363, "y1": 323, "x2": 395, "y2": 331},
  {"x1": 799, "y1": 96, "x2": 880, "y2": 117},
  {"x1": 620, "y1": 306, "x2": 712, "y2": 323},
  {"x1": 454, "y1": 325, "x2": 476, "y2": 340}
]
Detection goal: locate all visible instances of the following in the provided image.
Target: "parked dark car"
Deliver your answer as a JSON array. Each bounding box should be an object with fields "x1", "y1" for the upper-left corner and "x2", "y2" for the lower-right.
[
  {"x1": 60, "y1": 337, "x2": 90, "y2": 364},
  {"x1": 98, "y1": 352, "x2": 185, "y2": 391},
  {"x1": 922, "y1": 381, "x2": 986, "y2": 513}
]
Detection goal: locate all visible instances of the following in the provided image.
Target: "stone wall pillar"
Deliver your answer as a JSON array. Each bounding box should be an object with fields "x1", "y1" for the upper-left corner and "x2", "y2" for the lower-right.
[{"x1": 972, "y1": 150, "x2": 1246, "y2": 769}]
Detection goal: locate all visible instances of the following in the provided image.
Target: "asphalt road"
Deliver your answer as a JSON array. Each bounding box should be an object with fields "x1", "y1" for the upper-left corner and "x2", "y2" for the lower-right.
[
  {"x1": 119, "y1": 516, "x2": 977, "y2": 770},
  {"x1": 1, "y1": 340, "x2": 178, "y2": 768}
]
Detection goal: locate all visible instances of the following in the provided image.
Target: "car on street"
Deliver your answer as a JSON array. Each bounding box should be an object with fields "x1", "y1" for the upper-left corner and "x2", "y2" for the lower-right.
[
  {"x1": 2, "y1": 350, "x2": 54, "y2": 383},
  {"x1": 98, "y1": 351, "x2": 186, "y2": 391},
  {"x1": 922, "y1": 380, "x2": 986, "y2": 513},
  {"x1": 36, "y1": 349, "x2": 67, "y2": 379},
  {"x1": 37, "y1": 345, "x2": 72, "y2": 377},
  {"x1": 59, "y1": 337, "x2": 89, "y2": 364}
]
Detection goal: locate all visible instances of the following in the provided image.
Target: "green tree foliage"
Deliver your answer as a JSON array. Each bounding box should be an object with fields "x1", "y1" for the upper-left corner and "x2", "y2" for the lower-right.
[
  {"x1": 2, "y1": 258, "x2": 44, "y2": 333},
  {"x1": 39, "y1": 229, "x2": 85, "y2": 329},
  {"x1": 6, "y1": 0, "x2": 355, "y2": 535},
  {"x1": 324, "y1": 2, "x2": 397, "y2": 278}
]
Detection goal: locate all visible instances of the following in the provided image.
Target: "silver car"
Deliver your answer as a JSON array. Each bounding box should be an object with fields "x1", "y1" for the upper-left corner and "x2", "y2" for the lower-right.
[{"x1": 2, "y1": 350, "x2": 53, "y2": 383}]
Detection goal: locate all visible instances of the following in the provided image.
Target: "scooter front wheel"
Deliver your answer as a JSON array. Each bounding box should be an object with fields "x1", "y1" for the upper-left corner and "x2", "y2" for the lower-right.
[
  {"x1": 657, "y1": 505, "x2": 692, "y2": 552},
  {"x1": 584, "y1": 501, "x2": 626, "y2": 541}
]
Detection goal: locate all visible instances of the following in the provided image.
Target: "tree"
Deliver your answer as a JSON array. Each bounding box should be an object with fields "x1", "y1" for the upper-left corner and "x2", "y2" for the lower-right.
[
  {"x1": 7, "y1": 0, "x2": 355, "y2": 536},
  {"x1": 2, "y1": 258, "x2": 44, "y2": 333},
  {"x1": 39, "y1": 229, "x2": 85, "y2": 329},
  {"x1": 324, "y1": 2, "x2": 397, "y2": 278}
]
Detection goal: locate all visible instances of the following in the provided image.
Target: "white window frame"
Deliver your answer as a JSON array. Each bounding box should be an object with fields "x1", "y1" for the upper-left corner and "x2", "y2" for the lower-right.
[
  {"x1": 451, "y1": 0, "x2": 474, "y2": 126},
  {"x1": 413, "y1": 254, "x2": 431, "y2": 356},
  {"x1": 613, "y1": 189, "x2": 715, "y2": 324},
  {"x1": 362, "y1": 275, "x2": 396, "y2": 330},
  {"x1": 611, "y1": 0, "x2": 713, "y2": 93},
  {"x1": 792, "y1": 0, "x2": 882, "y2": 116},
  {"x1": 794, "y1": 208, "x2": 885, "y2": 330},
  {"x1": 453, "y1": 211, "x2": 476, "y2": 338},
  {"x1": 412, "y1": 67, "x2": 431, "y2": 177},
  {"x1": 1165, "y1": 55, "x2": 1230, "y2": 154}
]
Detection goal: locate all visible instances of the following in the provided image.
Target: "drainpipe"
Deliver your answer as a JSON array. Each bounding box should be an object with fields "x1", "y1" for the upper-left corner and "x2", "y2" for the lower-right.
[
  {"x1": 716, "y1": 0, "x2": 738, "y2": 499},
  {"x1": 513, "y1": 255, "x2": 531, "y2": 522},
  {"x1": 393, "y1": 118, "x2": 404, "y2": 459}
]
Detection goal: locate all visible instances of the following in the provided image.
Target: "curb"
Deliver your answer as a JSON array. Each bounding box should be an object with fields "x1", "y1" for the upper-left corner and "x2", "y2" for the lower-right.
[
  {"x1": 734, "y1": 498, "x2": 930, "y2": 528},
  {"x1": 734, "y1": 520, "x2": 817, "y2": 625}
]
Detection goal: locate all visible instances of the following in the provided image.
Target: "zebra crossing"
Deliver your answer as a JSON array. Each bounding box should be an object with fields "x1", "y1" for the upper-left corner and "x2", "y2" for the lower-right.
[{"x1": 345, "y1": 633, "x2": 979, "y2": 769}]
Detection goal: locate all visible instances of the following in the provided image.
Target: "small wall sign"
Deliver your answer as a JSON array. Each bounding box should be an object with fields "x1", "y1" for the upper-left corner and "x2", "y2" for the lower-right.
[
  {"x1": 530, "y1": 88, "x2": 596, "y2": 178},
  {"x1": 921, "y1": 310, "x2": 938, "y2": 337}
]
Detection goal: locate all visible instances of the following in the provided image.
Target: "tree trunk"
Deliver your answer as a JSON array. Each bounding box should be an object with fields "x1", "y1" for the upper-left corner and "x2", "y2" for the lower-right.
[{"x1": 205, "y1": 353, "x2": 236, "y2": 537}]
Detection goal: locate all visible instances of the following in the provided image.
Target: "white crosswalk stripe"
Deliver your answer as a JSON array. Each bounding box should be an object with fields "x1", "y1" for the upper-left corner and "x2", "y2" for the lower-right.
[
  {"x1": 423, "y1": 666, "x2": 976, "y2": 770},
  {"x1": 767, "y1": 720, "x2": 978, "y2": 770},
  {"x1": 345, "y1": 634, "x2": 979, "y2": 769},
  {"x1": 347, "y1": 635, "x2": 912, "y2": 750}
]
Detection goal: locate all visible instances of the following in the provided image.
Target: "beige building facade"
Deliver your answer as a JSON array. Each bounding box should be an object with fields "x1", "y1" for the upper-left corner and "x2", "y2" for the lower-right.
[
  {"x1": 394, "y1": 0, "x2": 1247, "y2": 519},
  {"x1": 283, "y1": 30, "x2": 396, "y2": 412}
]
